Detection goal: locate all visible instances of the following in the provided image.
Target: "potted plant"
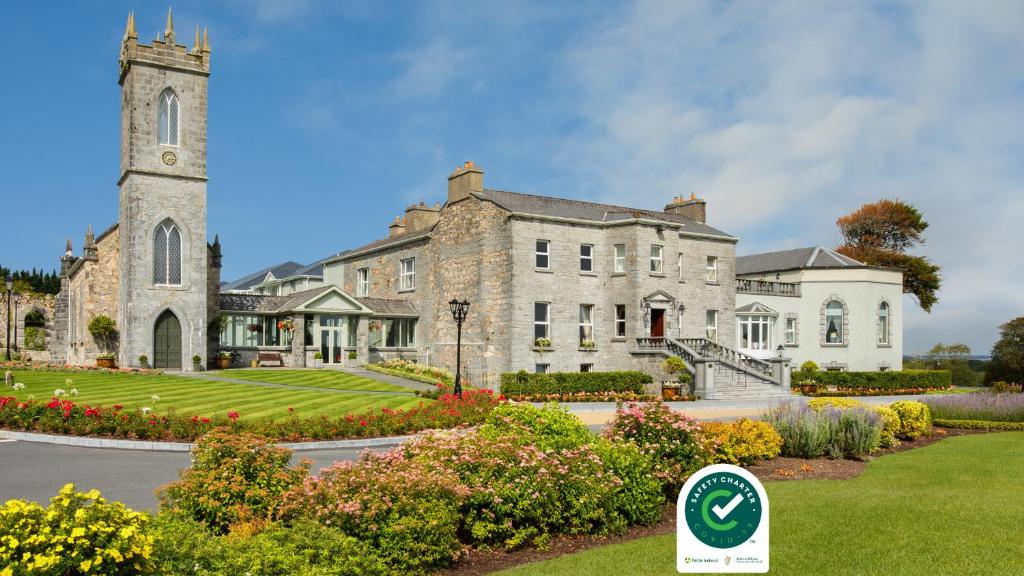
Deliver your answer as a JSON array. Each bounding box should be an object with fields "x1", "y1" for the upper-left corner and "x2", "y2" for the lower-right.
[
  {"x1": 96, "y1": 352, "x2": 116, "y2": 369},
  {"x1": 661, "y1": 356, "x2": 689, "y2": 399},
  {"x1": 277, "y1": 318, "x2": 295, "y2": 332},
  {"x1": 346, "y1": 350, "x2": 358, "y2": 367},
  {"x1": 313, "y1": 351, "x2": 324, "y2": 369},
  {"x1": 138, "y1": 355, "x2": 149, "y2": 369},
  {"x1": 534, "y1": 337, "x2": 552, "y2": 350},
  {"x1": 800, "y1": 379, "x2": 820, "y2": 396},
  {"x1": 216, "y1": 351, "x2": 232, "y2": 370},
  {"x1": 580, "y1": 339, "x2": 596, "y2": 350},
  {"x1": 192, "y1": 354, "x2": 203, "y2": 372},
  {"x1": 88, "y1": 315, "x2": 118, "y2": 368}
]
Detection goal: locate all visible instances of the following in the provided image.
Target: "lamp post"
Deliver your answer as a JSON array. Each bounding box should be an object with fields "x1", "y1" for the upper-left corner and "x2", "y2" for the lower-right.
[
  {"x1": 448, "y1": 298, "x2": 470, "y2": 398},
  {"x1": 4, "y1": 278, "x2": 12, "y2": 362},
  {"x1": 12, "y1": 292, "x2": 21, "y2": 353}
]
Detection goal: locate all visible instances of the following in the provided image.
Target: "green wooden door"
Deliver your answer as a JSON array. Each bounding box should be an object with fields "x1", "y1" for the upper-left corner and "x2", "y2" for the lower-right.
[{"x1": 153, "y1": 311, "x2": 182, "y2": 369}]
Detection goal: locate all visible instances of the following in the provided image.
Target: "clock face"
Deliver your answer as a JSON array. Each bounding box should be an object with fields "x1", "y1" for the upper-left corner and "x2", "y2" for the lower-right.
[{"x1": 162, "y1": 151, "x2": 177, "y2": 166}]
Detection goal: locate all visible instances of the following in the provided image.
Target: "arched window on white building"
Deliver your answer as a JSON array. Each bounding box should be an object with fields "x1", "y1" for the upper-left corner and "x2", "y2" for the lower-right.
[
  {"x1": 825, "y1": 300, "x2": 845, "y2": 344},
  {"x1": 154, "y1": 220, "x2": 182, "y2": 286},
  {"x1": 878, "y1": 302, "x2": 890, "y2": 346}
]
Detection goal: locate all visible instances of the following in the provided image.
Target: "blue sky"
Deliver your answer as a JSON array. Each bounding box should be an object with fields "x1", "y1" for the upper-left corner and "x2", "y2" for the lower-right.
[{"x1": 0, "y1": 1, "x2": 1020, "y2": 355}]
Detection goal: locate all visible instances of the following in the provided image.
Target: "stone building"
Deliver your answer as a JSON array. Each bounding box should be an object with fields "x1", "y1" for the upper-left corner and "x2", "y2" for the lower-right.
[{"x1": 51, "y1": 10, "x2": 221, "y2": 370}]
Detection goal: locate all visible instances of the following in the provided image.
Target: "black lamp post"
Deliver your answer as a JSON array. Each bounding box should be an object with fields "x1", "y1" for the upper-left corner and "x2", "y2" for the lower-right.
[
  {"x1": 4, "y1": 277, "x2": 12, "y2": 362},
  {"x1": 12, "y1": 291, "x2": 21, "y2": 353},
  {"x1": 448, "y1": 298, "x2": 470, "y2": 398}
]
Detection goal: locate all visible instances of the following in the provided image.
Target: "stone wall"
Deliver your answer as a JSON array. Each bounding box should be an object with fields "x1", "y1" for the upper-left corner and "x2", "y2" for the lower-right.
[
  {"x1": 63, "y1": 228, "x2": 121, "y2": 366},
  {"x1": 0, "y1": 292, "x2": 57, "y2": 362}
]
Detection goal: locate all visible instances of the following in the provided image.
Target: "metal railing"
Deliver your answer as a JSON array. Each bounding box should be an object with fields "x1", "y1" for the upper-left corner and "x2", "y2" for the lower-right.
[{"x1": 736, "y1": 279, "x2": 801, "y2": 297}]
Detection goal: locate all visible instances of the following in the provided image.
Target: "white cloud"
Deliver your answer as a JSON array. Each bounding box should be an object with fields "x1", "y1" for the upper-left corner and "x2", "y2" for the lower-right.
[
  {"x1": 554, "y1": 0, "x2": 1024, "y2": 353},
  {"x1": 390, "y1": 38, "x2": 467, "y2": 98}
]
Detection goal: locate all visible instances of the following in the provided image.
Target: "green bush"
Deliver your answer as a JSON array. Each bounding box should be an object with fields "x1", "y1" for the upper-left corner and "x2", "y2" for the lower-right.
[
  {"x1": 792, "y1": 369, "x2": 951, "y2": 391},
  {"x1": 590, "y1": 438, "x2": 665, "y2": 526},
  {"x1": 662, "y1": 357, "x2": 687, "y2": 375},
  {"x1": 800, "y1": 360, "x2": 819, "y2": 372},
  {"x1": 701, "y1": 419, "x2": 784, "y2": 466},
  {"x1": 158, "y1": 430, "x2": 310, "y2": 533},
  {"x1": 0, "y1": 484, "x2": 154, "y2": 575},
  {"x1": 23, "y1": 326, "x2": 45, "y2": 351},
  {"x1": 889, "y1": 400, "x2": 932, "y2": 439},
  {"x1": 479, "y1": 402, "x2": 594, "y2": 451},
  {"x1": 932, "y1": 419, "x2": 1024, "y2": 431},
  {"x1": 874, "y1": 405, "x2": 901, "y2": 448},
  {"x1": 500, "y1": 370, "x2": 653, "y2": 396}
]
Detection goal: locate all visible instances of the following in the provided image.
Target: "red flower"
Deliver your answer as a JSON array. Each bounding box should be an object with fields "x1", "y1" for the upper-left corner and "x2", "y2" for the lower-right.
[
  {"x1": 228, "y1": 411, "x2": 240, "y2": 421},
  {"x1": 113, "y1": 404, "x2": 124, "y2": 411},
  {"x1": 359, "y1": 419, "x2": 368, "y2": 427}
]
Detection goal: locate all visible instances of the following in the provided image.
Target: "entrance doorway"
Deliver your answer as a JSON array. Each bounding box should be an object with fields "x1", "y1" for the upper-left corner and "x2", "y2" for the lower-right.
[
  {"x1": 153, "y1": 310, "x2": 182, "y2": 369},
  {"x1": 650, "y1": 308, "x2": 665, "y2": 338},
  {"x1": 319, "y1": 314, "x2": 347, "y2": 364}
]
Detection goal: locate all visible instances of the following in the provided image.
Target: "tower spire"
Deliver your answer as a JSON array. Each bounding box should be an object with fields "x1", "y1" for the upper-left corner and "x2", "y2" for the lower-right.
[
  {"x1": 193, "y1": 25, "x2": 201, "y2": 54},
  {"x1": 202, "y1": 26, "x2": 210, "y2": 52},
  {"x1": 124, "y1": 12, "x2": 137, "y2": 40},
  {"x1": 164, "y1": 7, "x2": 175, "y2": 44}
]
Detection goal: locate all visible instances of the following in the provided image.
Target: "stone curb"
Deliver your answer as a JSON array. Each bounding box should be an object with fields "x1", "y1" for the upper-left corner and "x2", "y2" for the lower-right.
[{"x1": 0, "y1": 430, "x2": 416, "y2": 452}]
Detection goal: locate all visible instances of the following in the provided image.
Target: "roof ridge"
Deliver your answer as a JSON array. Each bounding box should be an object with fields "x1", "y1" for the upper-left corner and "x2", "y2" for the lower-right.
[{"x1": 484, "y1": 187, "x2": 675, "y2": 219}]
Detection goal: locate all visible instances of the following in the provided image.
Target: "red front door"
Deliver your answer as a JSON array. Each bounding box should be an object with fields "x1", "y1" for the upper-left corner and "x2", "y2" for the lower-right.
[{"x1": 650, "y1": 309, "x2": 665, "y2": 338}]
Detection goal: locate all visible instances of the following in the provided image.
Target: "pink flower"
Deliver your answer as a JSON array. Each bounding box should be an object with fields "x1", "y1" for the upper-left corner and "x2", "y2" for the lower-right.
[{"x1": 227, "y1": 411, "x2": 240, "y2": 421}]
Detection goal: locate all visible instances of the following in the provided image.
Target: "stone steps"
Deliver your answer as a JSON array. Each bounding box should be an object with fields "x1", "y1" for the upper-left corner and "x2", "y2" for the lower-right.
[{"x1": 710, "y1": 381, "x2": 792, "y2": 401}]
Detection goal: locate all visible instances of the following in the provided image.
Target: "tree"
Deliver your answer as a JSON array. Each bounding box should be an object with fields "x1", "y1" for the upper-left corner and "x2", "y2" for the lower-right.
[
  {"x1": 835, "y1": 199, "x2": 942, "y2": 312},
  {"x1": 927, "y1": 343, "x2": 971, "y2": 362},
  {"x1": 987, "y1": 317, "x2": 1024, "y2": 384}
]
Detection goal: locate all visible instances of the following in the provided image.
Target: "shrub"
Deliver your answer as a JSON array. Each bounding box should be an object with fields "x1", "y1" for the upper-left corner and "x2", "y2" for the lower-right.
[
  {"x1": 347, "y1": 350, "x2": 358, "y2": 360},
  {"x1": 889, "y1": 400, "x2": 932, "y2": 439},
  {"x1": 702, "y1": 418, "x2": 784, "y2": 466},
  {"x1": 0, "y1": 484, "x2": 154, "y2": 575},
  {"x1": 366, "y1": 359, "x2": 454, "y2": 385},
  {"x1": 764, "y1": 402, "x2": 881, "y2": 458},
  {"x1": 662, "y1": 356, "x2": 687, "y2": 375},
  {"x1": 479, "y1": 402, "x2": 594, "y2": 451},
  {"x1": 800, "y1": 360, "x2": 819, "y2": 372},
  {"x1": 500, "y1": 370, "x2": 653, "y2": 397},
  {"x1": 924, "y1": 393, "x2": 1024, "y2": 423},
  {"x1": 23, "y1": 326, "x2": 45, "y2": 351},
  {"x1": 792, "y1": 370, "x2": 951, "y2": 391},
  {"x1": 191, "y1": 354, "x2": 202, "y2": 364},
  {"x1": 279, "y1": 450, "x2": 463, "y2": 575},
  {"x1": 151, "y1": 514, "x2": 387, "y2": 576},
  {"x1": 991, "y1": 381, "x2": 1023, "y2": 393},
  {"x1": 158, "y1": 430, "x2": 310, "y2": 533},
  {"x1": 604, "y1": 402, "x2": 713, "y2": 495},
  {"x1": 874, "y1": 405, "x2": 901, "y2": 448},
  {"x1": 932, "y1": 419, "x2": 1024, "y2": 431}
]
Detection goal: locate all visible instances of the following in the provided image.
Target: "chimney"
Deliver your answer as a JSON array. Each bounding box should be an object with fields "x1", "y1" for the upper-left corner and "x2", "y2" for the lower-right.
[
  {"x1": 664, "y1": 192, "x2": 707, "y2": 224},
  {"x1": 447, "y1": 160, "x2": 484, "y2": 204},
  {"x1": 404, "y1": 201, "x2": 441, "y2": 233},
  {"x1": 388, "y1": 216, "x2": 406, "y2": 237}
]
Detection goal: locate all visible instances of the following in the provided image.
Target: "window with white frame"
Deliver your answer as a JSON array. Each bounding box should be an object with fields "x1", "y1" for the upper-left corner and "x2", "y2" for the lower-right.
[
  {"x1": 154, "y1": 219, "x2": 182, "y2": 286},
  {"x1": 580, "y1": 244, "x2": 593, "y2": 272},
  {"x1": 738, "y1": 315, "x2": 773, "y2": 351},
  {"x1": 705, "y1": 310, "x2": 718, "y2": 341},
  {"x1": 705, "y1": 256, "x2": 719, "y2": 283},
  {"x1": 785, "y1": 317, "x2": 797, "y2": 345},
  {"x1": 535, "y1": 240, "x2": 550, "y2": 269},
  {"x1": 356, "y1": 268, "x2": 369, "y2": 297},
  {"x1": 535, "y1": 363, "x2": 549, "y2": 374},
  {"x1": 534, "y1": 302, "x2": 550, "y2": 340},
  {"x1": 400, "y1": 258, "x2": 416, "y2": 290},
  {"x1": 614, "y1": 304, "x2": 626, "y2": 338},
  {"x1": 157, "y1": 88, "x2": 179, "y2": 146},
  {"x1": 825, "y1": 300, "x2": 845, "y2": 344},
  {"x1": 650, "y1": 245, "x2": 664, "y2": 273},
  {"x1": 614, "y1": 244, "x2": 626, "y2": 273},
  {"x1": 677, "y1": 253, "x2": 685, "y2": 281},
  {"x1": 878, "y1": 302, "x2": 890, "y2": 345},
  {"x1": 579, "y1": 304, "x2": 594, "y2": 345},
  {"x1": 369, "y1": 317, "x2": 417, "y2": 348}
]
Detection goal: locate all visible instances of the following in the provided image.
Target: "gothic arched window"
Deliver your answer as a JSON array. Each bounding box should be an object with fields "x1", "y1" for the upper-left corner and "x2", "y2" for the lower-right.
[
  {"x1": 158, "y1": 89, "x2": 179, "y2": 146},
  {"x1": 154, "y1": 220, "x2": 182, "y2": 286}
]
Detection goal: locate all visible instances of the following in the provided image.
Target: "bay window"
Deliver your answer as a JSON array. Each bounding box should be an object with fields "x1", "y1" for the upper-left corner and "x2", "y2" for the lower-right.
[{"x1": 738, "y1": 314, "x2": 773, "y2": 351}]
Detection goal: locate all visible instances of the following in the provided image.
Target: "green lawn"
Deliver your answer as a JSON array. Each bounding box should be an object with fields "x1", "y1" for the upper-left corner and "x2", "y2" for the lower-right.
[
  {"x1": 3, "y1": 370, "x2": 426, "y2": 421},
  {"x1": 497, "y1": 432, "x2": 1024, "y2": 576},
  {"x1": 217, "y1": 369, "x2": 411, "y2": 392}
]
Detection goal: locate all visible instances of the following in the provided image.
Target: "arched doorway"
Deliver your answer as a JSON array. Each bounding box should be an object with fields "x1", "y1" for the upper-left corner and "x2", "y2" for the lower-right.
[
  {"x1": 23, "y1": 309, "x2": 46, "y2": 351},
  {"x1": 153, "y1": 310, "x2": 182, "y2": 369}
]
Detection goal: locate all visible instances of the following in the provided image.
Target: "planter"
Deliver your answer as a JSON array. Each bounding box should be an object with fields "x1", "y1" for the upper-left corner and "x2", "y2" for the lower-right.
[
  {"x1": 96, "y1": 357, "x2": 116, "y2": 369},
  {"x1": 250, "y1": 359, "x2": 258, "y2": 368},
  {"x1": 661, "y1": 384, "x2": 682, "y2": 401},
  {"x1": 192, "y1": 363, "x2": 203, "y2": 373},
  {"x1": 216, "y1": 357, "x2": 232, "y2": 370},
  {"x1": 313, "y1": 359, "x2": 324, "y2": 369},
  {"x1": 800, "y1": 383, "x2": 820, "y2": 395}
]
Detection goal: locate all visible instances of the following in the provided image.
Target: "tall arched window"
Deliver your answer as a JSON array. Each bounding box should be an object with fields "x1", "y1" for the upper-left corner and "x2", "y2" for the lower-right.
[
  {"x1": 154, "y1": 220, "x2": 182, "y2": 286},
  {"x1": 878, "y1": 302, "x2": 890, "y2": 345},
  {"x1": 825, "y1": 300, "x2": 844, "y2": 344},
  {"x1": 158, "y1": 89, "x2": 179, "y2": 146}
]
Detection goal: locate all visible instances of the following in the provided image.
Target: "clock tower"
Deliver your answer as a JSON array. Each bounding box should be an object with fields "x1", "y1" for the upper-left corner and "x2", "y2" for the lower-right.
[{"x1": 116, "y1": 10, "x2": 212, "y2": 370}]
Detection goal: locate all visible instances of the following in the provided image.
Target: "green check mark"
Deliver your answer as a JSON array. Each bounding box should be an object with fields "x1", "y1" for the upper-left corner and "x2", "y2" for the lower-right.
[{"x1": 700, "y1": 490, "x2": 741, "y2": 531}]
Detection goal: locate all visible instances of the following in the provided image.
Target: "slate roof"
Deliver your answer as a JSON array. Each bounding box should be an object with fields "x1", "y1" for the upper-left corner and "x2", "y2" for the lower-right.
[
  {"x1": 478, "y1": 189, "x2": 736, "y2": 239},
  {"x1": 221, "y1": 261, "x2": 305, "y2": 292},
  {"x1": 330, "y1": 228, "x2": 432, "y2": 262},
  {"x1": 220, "y1": 287, "x2": 418, "y2": 317},
  {"x1": 736, "y1": 246, "x2": 866, "y2": 275},
  {"x1": 355, "y1": 297, "x2": 418, "y2": 316},
  {"x1": 736, "y1": 301, "x2": 779, "y2": 315}
]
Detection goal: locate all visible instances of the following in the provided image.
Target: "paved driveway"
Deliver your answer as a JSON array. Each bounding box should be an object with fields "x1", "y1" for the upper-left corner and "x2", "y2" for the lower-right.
[{"x1": 0, "y1": 440, "x2": 378, "y2": 511}]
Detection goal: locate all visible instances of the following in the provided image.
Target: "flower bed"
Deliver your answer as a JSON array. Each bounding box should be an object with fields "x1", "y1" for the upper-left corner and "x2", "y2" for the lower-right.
[
  {"x1": 932, "y1": 419, "x2": 1024, "y2": 431},
  {"x1": 500, "y1": 370, "x2": 653, "y2": 397},
  {"x1": 791, "y1": 369, "x2": 951, "y2": 391},
  {"x1": 798, "y1": 387, "x2": 946, "y2": 397},
  {"x1": 504, "y1": 391, "x2": 659, "y2": 402},
  {"x1": 923, "y1": 392, "x2": 1024, "y2": 423},
  {"x1": 367, "y1": 358, "x2": 454, "y2": 385},
  {"x1": 0, "y1": 360, "x2": 157, "y2": 374},
  {"x1": 0, "y1": 389, "x2": 500, "y2": 442}
]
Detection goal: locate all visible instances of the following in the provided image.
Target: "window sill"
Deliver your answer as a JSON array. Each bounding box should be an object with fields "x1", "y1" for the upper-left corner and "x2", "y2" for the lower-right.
[
  {"x1": 649, "y1": 272, "x2": 666, "y2": 277},
  {"x1": 397, "y1": 288, "x2": 416, "y2": 293},
  {"x1": 532, "y1": 347, "x2": 554, "y2": 352},
  {"x1": 579, "y1": 271, "x2": 597, "y2": 276},
  {"x1": 611, "y1": 272, "x2": 626, "y2": 277},
  {"x1": 877, "y1": 343, "x2": 893, "y2": 348},
  {"x1": 578, "y1": 347, "x2": 598, "y2": 352},
  {"x1": 784, "y1": 343, "x2": 799, "y2": 348},
  {"x1": 611, "y1": 337, "x2": 626, "y2": 342},
  {"x1": 535, "y1": 268, "x2": 553, "y2": 274},
  {"x1": 705, "y1": 281, "x2": 720, "y2": 286},
  {"x1": 369, "y1": 347, "x2": 417, "y2": 352},
  {"x1": 822, "y1": 343, "x2": 848, "y2": 348}
]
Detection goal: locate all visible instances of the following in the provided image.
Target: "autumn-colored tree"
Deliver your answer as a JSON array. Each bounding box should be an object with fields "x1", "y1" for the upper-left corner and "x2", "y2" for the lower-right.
[
  {"x1": 987, "y1": 317, "x2": 1024, "y2": 385},
  {"x1": 835, "y1": 199, "x2": 941, "y2": 312}
]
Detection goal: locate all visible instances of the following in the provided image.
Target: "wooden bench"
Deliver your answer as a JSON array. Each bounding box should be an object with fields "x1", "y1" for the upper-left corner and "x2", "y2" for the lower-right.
[{"x1": 257, "y1": 352, "x2": 284, "y2": 367}]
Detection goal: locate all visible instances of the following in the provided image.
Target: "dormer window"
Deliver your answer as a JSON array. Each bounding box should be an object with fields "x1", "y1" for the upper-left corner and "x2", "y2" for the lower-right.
[{"x1": 158, "y1": 89, "x2": 179, "y2": 146}]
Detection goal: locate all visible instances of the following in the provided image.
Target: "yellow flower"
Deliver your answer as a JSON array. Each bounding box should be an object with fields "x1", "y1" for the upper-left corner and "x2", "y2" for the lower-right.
[
  {"x1": 71, "y1": 527, "x2": 86, "y2": 538},
  {"x1": 80, "y1": 559, "x2": 93, "y2": 572}
]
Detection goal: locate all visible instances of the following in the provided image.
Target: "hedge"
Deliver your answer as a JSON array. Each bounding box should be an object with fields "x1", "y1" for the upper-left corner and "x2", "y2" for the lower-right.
[
  {"x1": 792, "y1": 369, "x2": 951, "y2": 390},
  {"x1": 500, "y1": 370, "x2": 653, "y2": 396},
  {"x1": 933, "y1": 419, "x2": 1024, "y2": 431}
]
